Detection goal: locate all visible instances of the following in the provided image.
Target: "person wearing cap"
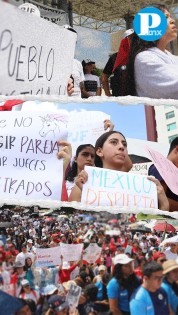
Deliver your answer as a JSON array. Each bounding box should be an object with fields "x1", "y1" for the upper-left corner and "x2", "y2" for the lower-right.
[
  {"x1": 11, "y1": 261, "x2": 26, "y2": 297},
  {"x1": 81, "y1": 59, "x2": 101, "y2": 98},
  {"x1": 19, "y1": 279, "x2": 39, "y2": 304},
  {"x1": 26, "y1": 239, "x2": 34, "y2": 253},
  {"x1": 59, "y1": 255, "x2": 82, "y2": 284},
  {"x1": 152, "y1": 251, "x2": 167, "y2": 264},
  {"x1": 130, "y1": 261, "x2": 170, "y2": 315},
  {"x1": 161, "y1": 260, "x2": 178, "y2": 314},
  {"x1": 94, "y1": 273, "x2": 110, "y2": 313},
  {"x1": 101, "y1": 29, "x2": 134, "y2": 97},
  {"x1": 107, "y1": 254, "x2": 141, "y2": 315},
  {"x1": 93, "y1": 265, "x2": 106, "y2": 283},
  {"x1": 45, "y1": 294, "x2": 69, "y2": 315},
  {"x1": 15, "y1": 243, "x2": 35, "y2": 266}
]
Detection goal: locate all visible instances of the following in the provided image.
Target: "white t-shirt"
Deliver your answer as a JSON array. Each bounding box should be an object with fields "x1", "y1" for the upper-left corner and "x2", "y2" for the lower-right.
[
  {"x1": 164, "y1": 249, "x2": 178, "y2": 260},
  {"x1": 135, "y1": 47, "x2": 178, "y2": 99},
  {"x1": 15, "y1": 252, "x2": 35, "y2": 265},
  {"x1": 71, "y1": 59, "x2": 85, "y2": 97},
  {"x1": 20, "y1": 290, "x2": 39, "y2": 303},
  {"x1": 84, "y1": 73, "x2": 101, "y2": 96}
]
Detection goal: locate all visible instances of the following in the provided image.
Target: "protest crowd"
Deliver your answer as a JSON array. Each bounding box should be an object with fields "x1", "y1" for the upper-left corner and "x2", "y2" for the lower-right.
[
  {"x1": 0, "y1": 206, "x2": 178, "y2": 315},
  {"x1": 1, "y1": 1, "x2": 178, "y2": 315}
]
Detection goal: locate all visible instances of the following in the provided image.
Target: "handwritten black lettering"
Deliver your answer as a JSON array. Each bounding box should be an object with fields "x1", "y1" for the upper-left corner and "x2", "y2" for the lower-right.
[
  {"x1": 0, "y1": 136, "x2": 16, "y2": 149},
  {"x1": 13, "y1": 158, "x2": 46, "y2": 171},
  {"x1": 16, "y1": 45, "x2": 25, "y2": 81},
  {"x1": 0, "y1": 120, "x2": 7, "y2": 128},
  {"x1": 14, "y1": 117, "x2": 32, "y2": 128},
  {"x1": 0, "y1": 156, "x2": 7, "y2": 166}
]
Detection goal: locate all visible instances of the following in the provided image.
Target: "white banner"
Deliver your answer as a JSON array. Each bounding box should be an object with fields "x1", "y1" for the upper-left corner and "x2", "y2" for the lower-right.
[
  {"x1": 7, "y1": 0, "x2": 69, "y2": 25},
  {"x1": 60, "y1": 243, "x2": 83, "y2": 261},
  {"x1": 81, "y1": 166, "x2": 158, "y2": 209},
  {"x1": 83, "y1": 243, "x2": 102, "y2": 263},
  {"x1": 0, "y1": 111, "x2": 68, "y2": 201},
  {"x1": 0, "y1": 1, "x2": 76, "y2": 95},
  {"x1": 36, "y1": 247, "x2": 61, "y2": 267}
]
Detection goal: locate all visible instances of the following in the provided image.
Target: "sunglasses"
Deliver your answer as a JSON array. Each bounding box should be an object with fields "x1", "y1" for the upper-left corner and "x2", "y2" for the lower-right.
[{"x1": 159, "y1": 259, "x2": 166, "y2": 263}]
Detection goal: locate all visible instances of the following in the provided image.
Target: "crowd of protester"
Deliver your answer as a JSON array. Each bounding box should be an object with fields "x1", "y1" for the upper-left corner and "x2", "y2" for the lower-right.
[{"x1": 0, "y1": 207, "x2": 178, "y2": 315}]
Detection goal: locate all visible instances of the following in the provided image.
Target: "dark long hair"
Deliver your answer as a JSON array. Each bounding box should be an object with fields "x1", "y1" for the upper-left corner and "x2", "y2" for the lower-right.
[
  {"x1": 65, "y1": 144, "x2": 94, "y2": 182},
  {"x1": 112, "y1": 263, "x2": 141, "y2": 297},
  {"x1": 126, "y1": 4, "x2": 167, "y2": 95},
  {"x1": 94, "y1": 131, "x2": 126, "y2": 168}
]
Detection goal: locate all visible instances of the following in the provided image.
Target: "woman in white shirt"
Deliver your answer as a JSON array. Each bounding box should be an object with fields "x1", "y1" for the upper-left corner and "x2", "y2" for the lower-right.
[{"x1": 127, "y1": 5, "x2": 178, "y2": 99}]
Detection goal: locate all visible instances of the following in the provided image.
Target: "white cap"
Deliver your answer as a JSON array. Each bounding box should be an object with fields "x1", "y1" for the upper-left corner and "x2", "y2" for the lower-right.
[
  {"x1": 98, "y1": 265, "x2": 106, "y2": 271},
  {"x1": 21, "y1": 279, "x2": 30, "y2": 286},
  {"x1": 113, "y1": 254, "x2": 133, "y2": 265},
  {"x1": 123, "y1": 29, "x2": 134, "y2": 38},
  {"x1": 62, "y1": 261, "x2": 70, "y2": 269},
  {"x1": 27, "y1": 239, "x2": 33, "y2": 243}
]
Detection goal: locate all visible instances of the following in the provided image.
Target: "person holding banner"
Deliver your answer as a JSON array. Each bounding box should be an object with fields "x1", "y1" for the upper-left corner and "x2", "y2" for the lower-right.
[
  {"x1": 69, "y1": 131, "x2": 169, "y2": 212},
  {"x1": 66, "y1": 119, "x2": 114, "y2": 197}
]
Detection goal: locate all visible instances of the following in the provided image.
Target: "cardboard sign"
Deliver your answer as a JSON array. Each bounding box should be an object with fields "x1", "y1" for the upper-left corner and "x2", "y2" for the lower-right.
[
  {"x1": 35, "y1": 247, "x2": 62, "y2": 267},
  {"x1": 0, "y1": 111, "x2": 68, "y2": 202},
  {"x1": 83, "y1": 243, "x2": 102, "y2": 263},
  {"x1": 66, "y1": 283, "x2": 81, "y2": 307},
  {"x1": 81, "y1": 166, "x2": 158, "y2": 209},
  {"x1": 60, "y1": 243, "x2": 83, "y2": 261},
  {"x1": 0, "y1": 1, "x2": 76, "y2": 95},
  {"x1": 130, "y1": 162, "x2": 152, "y2": 175},
  {"x1": 147, "y1": 146, "x2": 178, "y2": 195}
]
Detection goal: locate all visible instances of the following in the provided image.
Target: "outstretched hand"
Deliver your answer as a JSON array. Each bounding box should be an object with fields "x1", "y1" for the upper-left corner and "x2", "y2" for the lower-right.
[
  {"x1": 104, "y1": 119, "x2": 114, "y2": 131},
  {"x1": 57, "y1": 141, "x2": 72, "y2": 175}
]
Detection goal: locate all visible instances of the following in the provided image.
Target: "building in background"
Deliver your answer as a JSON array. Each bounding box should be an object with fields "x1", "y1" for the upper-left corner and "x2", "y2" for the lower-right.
[{"x1": 155, "y1": 105, "x2": 178, "y2": 144}]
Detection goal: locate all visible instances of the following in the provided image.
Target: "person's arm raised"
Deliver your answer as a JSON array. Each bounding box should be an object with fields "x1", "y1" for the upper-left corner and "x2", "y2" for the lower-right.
[{"x1": 68, "y1": 170, "x2": 88, "y2": 202}]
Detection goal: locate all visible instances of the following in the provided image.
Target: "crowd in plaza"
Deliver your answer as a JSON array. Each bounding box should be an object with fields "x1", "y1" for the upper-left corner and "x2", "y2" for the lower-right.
[{"x1": 0, "y1": 207, "x2": 178, "y2": 315}]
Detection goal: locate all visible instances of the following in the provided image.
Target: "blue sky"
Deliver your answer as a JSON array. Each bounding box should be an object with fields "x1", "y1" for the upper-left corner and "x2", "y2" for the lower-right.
[
  {"x1": 69, "y1": 26, "x2": 147, "y2": 140},
  {"x1": 74, "y1": 26, "x2": 111, "y2": 69},
  {"x1": 57, "y1": 101, "x2": 147, "y2": 140}
]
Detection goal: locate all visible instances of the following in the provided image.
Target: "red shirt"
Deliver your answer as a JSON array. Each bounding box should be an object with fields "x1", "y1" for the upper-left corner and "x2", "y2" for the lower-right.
[{"x1": 59, "y1": 264, "x2": 78, "y2": 283}]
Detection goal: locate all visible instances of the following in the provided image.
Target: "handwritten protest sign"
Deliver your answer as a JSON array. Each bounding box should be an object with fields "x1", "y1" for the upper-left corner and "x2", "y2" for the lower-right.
[
  {"x1": 81, "y1": 166, "x2": 158, "y2": 209},
  {"x1": 83, "y1": 243, "x2": 102, "y2": 263},
  {"x1": 130, "y1": 162, "x2": 152, "y2": 175},
  {"x1": 146, "y1": 146, "x2": 178, "y2": 195},
  {"x1": 0, "y1": 111, "x2": 68, "y2": 202},
  {"x1": 60, "y1": 243, "x2": 83, "y2": 262},
  {"x1": 0, "y1": 1, "x2": 76, "y2": 95},
  {"x1": 36, "y1": 247, "x2": 61, "y2": 267},
  {"x1": 19, "y1": 101, "x2": 111, "y2": 154},
  {"x1": 66, "y1": 283, "x2": 81, "y2": 307}
]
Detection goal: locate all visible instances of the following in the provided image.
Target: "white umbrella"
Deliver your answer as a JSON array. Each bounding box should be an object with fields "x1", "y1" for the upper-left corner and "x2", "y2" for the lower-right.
[{"x1": 160, "y1": 234, "x2": 178, "y2": 246}]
